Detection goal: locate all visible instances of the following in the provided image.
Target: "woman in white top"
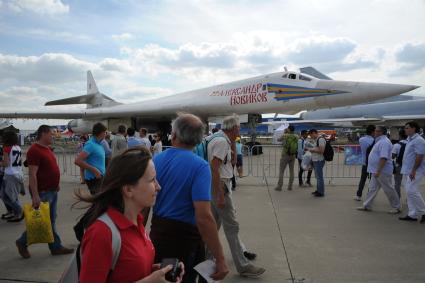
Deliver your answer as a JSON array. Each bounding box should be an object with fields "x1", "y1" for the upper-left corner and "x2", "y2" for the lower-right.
[
  {"x1": 0, "y1": 131, "x2": 25, "y2": 222},
  {"x1": 151, "y1": 132, "x2": 163, "y2": 157}
]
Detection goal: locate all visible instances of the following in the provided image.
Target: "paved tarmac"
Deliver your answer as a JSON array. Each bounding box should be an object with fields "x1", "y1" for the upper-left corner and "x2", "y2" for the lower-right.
[{"x1": 0, "y1": 175, "x2": 424, "y2": 283}]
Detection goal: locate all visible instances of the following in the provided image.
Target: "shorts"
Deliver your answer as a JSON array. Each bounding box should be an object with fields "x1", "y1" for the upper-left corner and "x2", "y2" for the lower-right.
[{"x1": 236, "y1": 154, "x2": 243, "y2": 167}]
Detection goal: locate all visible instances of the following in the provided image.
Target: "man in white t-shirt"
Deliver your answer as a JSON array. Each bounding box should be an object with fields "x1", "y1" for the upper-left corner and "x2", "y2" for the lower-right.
[
  {"x1": 208, "y1": 115, "x2": 265, "y2": 278},
  {"x1": 138, "y1": 128, "x2": 152, "y2": 148}
]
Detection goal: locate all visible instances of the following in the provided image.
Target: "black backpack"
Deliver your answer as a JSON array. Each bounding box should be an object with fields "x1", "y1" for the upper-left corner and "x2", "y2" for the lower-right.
[
  {"x1": 365, "y1": 140, "x2": 375, "y2": 166},
  {"x1": 396, "y1": 142, "x2": 407, "y2": 167},
  {"x1": 317, "y1": 137, "x2": 334, "y2": 162}
]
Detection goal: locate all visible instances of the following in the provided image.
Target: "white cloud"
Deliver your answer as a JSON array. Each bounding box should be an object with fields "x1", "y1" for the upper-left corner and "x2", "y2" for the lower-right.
[
  {"x1": 6, "y1": 0, "x2": 69, "y2": 15},
  {"x1": 0, "y1": 53, "x2": 96, "y2": 84},
  {"x1": 395, "y1": 42, "x2": 425, "y2": 71},
  {"x1": 111, "y1": 33, "x2": 134, "y2": 41}
]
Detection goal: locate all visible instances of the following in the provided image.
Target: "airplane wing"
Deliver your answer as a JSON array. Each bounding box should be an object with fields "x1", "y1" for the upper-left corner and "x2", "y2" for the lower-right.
[
  {"x1": 287, "y1": 117, "x2": 381, "y2": 124},
  {"x1": 0, "y1": 110, "x2": 85, "y2": 119}
]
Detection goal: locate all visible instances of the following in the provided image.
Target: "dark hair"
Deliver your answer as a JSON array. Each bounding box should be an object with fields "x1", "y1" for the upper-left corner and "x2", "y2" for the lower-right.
[
  {"x1": 74, "y1": 147, "x2": 152, "y2": 226},
  {"x1": 211, "y1": 128, "x2": 219, "y2": 134},
  {"x1": 399, "y1": 128, "x2": 407, "y2": 140},
  {"x1": 405, "y1": 121, "x2": 421, "y2": 133},
  {"x1": 140, "y1": 128, "x2": 148, "y2": 136},
  {"x1": 309, "y1": 129, "x2": 318, "y2": 134},
  {"x1": 301, "y1": 130, "x2": 308, "y2": 135},
  {"x1": 92, "y1": 123, "x2": 107, "y2": 137},
  {"x1": 2, "y1": 131, "x2": 18, "y2": 146},
  {"x1": 118, "y1": 125, "x2": 126, "y2": 134},
  {"x1": 366, "y1": 125, "x2": 376, "y2": 135},
  {"x1": 127, "y1": 127, "x2": 135, "y2": 137},
  {"x1": 36, "y1": 125, "x2": 52, "y2": 140},
  {"x1": 376, "y1": 126, "x2": 387, "y2": 135},
  {"x1": 288, "y1": 125, "x2": 295, "y2": 132}
]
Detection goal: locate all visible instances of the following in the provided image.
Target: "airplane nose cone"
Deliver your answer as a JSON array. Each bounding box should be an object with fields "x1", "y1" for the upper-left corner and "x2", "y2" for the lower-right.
[{"x1": 383, "y1": 83, "x2": 420, "y2": 95}]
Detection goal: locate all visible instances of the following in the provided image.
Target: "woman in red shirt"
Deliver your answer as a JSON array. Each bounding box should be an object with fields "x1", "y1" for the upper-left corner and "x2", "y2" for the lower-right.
[{"x1": 76, "y1": 147, "x2": 183, "y2": 283}]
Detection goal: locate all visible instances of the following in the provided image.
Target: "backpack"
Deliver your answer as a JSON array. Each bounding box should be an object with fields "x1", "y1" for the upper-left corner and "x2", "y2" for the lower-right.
[
  {"x1": 396, "y1": 141, "x2": 407, "y2": 167},
  {"x1": 194, "y1": 132, "x2": 226, "y2": 161},
  {"x1": 317, "y1": 137, "x2": 334, "y2": 162},
  {"x1": 284, "y1": 134, "x2": 298, "y2": 155},
  {"x1": 365, "y1": 140, "x2": 375, "y2": 166},
  {"x1": 58, "y1": 213, "x2": 121, "y2": 283}
]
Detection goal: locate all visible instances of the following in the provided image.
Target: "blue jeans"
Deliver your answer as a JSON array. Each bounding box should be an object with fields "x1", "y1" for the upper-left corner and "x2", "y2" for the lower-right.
[
  {"x1": 17, "y1": 191, "x2": 62, "y2": 250},
  {"x1": 313, "y1": 160, "x2": 325, "y2": 195},
  {"x1": 1, "y1": 175, "x2": 23, "y2": 216}
]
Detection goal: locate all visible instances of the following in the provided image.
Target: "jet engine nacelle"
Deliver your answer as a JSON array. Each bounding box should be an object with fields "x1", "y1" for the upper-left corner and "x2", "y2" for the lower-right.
[{"x1": 67, "y1": 119, "x2": 106, "y2": 134}]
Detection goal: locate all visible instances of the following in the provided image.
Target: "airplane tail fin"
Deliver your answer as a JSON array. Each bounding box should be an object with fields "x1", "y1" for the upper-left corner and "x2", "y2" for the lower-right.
[
  {"x1": 45, "y1": 71, "x2": 121, "y2": 108},
  {"x1": 300, "y1": 66, "x2": 332, "y2": 80},
  {"x1": 87, "y1": 71, "x2": 99, "y2": 95}
]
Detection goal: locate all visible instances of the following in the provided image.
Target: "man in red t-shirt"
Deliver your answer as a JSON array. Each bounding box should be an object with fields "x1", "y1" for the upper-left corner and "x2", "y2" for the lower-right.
[{"x1": 15, "y1": 125, "x2": 74, "y2": 259}]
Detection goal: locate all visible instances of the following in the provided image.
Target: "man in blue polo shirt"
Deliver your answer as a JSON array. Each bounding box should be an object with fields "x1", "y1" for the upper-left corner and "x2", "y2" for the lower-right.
[
  {"x1": 150, "y1": 114, "x2": 228, "y2": 283},
  {"x1": 75, "y1": 123, "x2": 107, "y2": 194},
  {"x1": 357, "y1": 126, "x2": 401, "y2": 213},
  {"x1": 399, "y1": 121, "x2": 425, "y2": 223}
]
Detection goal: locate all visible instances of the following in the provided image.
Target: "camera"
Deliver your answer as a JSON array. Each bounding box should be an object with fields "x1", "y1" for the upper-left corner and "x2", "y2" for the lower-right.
[{"x1": 160, "y1": 258, "x2": 181, "y2": 282}]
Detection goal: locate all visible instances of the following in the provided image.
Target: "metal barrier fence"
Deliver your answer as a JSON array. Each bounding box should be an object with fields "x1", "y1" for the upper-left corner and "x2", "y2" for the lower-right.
[
  {"x1": 248, "y1": 145, "x2": 362, "y2": 185},
  {"x1": 47, "y1": 144, "x2": 363, "y2": 182}
]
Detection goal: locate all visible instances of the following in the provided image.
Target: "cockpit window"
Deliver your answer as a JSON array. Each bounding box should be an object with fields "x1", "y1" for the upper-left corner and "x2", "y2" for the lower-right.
[
  {"x1": 282, "y1": 74, "x2": 288, "y2": 78},
  {"x1": 299, "y1": 75, "x2": 312, "y2": 81},
  {"x1": 288, "y1": 73, "x2": 297, "y2": 80}
]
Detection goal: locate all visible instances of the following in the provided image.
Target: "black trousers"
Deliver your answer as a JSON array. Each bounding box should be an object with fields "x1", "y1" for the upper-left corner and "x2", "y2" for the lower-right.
[
  {"x1": 356, "y1": 165, "x2": 369, "y2": 197},
  {"x1": 150, "y1": 216, "x2": 206, "y2": 283},
  {"x1": 85, "y1": 178, "x2": 103, "y2": 195},
  {"x1": 298, "y1": 159, "x2": 312, "y2": 185}
]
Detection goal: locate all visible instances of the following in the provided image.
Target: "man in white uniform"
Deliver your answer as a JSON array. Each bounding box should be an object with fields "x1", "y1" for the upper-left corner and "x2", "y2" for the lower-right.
[
  {"x1": 399, "y1": 121, "x2": 425, "y2": 223},
  {"x1": 357, "y1": 126, "x2": 401, "y2": 213}
]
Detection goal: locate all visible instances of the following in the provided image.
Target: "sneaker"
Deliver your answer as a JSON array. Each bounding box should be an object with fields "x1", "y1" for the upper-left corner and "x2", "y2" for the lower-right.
[
  {"x1": 399, "y1": 215, "x2": 417, "y2": 221},
  {"x1": 353, "y1": 196, "x2": 362, "y2": 201},
  {"x1": 51, "y1": 246, "x2": 74, "y2": 256},
  {"x1": 274, "y1": 186, "x2": 282, "y2": 191},
  {"x1": 419, "y1": 215, "x2": 425, "y2": 224},
  {"x1": 388, "y1": 208, "x2": 401, "y2": 214},
  {"x1": 16, "y1": 240, "x2": 30, "y2": 259},
  {"x1": 1, "y1": 212, "x2": 14, "y2": 220},
  {"x1": 7, "y1": 213, "x2": 24, "y2": 223},
  {"x1": 313, "y1": 192, "x2": 324, "y2": 197},
  {"x1": 239, "y1": 264, "x2": 266, "y2": 278},
  {"x1": 311, "y1": 191, "x2": 318, "y2": 195},
  {"x1": 357, "y1": 206, "x2": 371, "y2": 211},
  {"x1": 244, "y1": 251, "x2": 257, "y2": 261}
]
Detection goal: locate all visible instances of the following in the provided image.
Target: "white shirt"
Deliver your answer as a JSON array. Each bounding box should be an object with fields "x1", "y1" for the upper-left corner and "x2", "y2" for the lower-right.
[
  {"x1": 392, "y1": 140, "x2": 407, "y2": 156},
  {"x1": 311, "y1": 137, "x2": 326, "y2": 162},
  {"x1": 139, "y1": 137, "x2": 152, "y2": 148},
  {"x1": 401, "y1": 133, "x2": 425, "y2": 175},
  {"x1": 152, "y1": 141, "x2": 162, "y2": 157},
  {"x1": 207, "y1": 131, "x2": 233, "y2": 190},
  {"x1": 4, "y1": 145, "x2": 23, "y2": 176}
]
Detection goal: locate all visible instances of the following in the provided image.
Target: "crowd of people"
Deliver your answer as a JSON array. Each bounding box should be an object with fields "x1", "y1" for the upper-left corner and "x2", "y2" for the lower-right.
[
  {"x1": 0, "y1": 115, "x2": 264, "y2": 283},
  {"x1": 275, "y1": 126, "x2": 328, "y2": 197},
  {"x1": 275, "y1": 122, "x2": 425, "y2": 223},
  {"x1": 1, "y1": 116, "x2": 424, "y2": 283}
]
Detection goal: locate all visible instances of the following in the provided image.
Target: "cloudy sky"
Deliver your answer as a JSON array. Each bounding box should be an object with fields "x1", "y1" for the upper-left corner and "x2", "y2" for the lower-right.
[{"x1": 1, "y1": 0, "x2": 425, "y2": 129}]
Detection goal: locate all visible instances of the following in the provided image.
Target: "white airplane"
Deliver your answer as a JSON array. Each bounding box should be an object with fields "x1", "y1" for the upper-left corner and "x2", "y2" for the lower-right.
[{"x1": 0, "y1": 67, "x2": 419, "y2": 134}]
